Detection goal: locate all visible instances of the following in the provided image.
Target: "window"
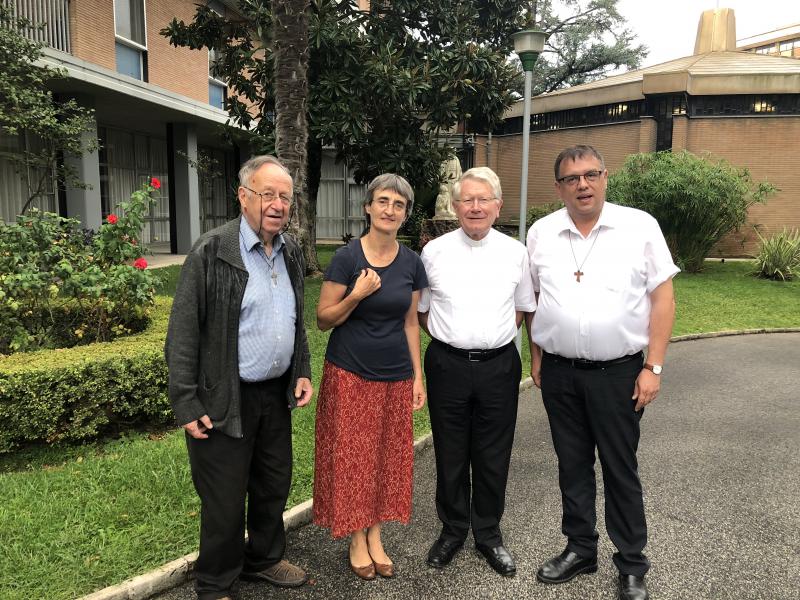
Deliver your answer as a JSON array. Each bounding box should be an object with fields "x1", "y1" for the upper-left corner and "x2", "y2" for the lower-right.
[
  {"x1": 114, "y1": 0, "x2": 147, "y2": 80},
  {"x1": 208, "y1": 48, "x2": 226, "y2": 109},
  {"x1": 755, "y1": 45, "x2": 774, "y2": 55}
]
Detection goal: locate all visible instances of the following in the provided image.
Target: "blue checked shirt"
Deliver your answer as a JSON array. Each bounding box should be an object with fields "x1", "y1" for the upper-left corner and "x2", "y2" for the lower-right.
[{"x1": 237, "y1": 218, "x2": 297, "y2": 382}]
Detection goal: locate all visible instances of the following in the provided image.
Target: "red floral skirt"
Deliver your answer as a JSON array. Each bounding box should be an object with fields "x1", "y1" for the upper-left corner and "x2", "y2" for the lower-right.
[{"x1": 313, "y1": 360, "x2": 414, "y2": 538}]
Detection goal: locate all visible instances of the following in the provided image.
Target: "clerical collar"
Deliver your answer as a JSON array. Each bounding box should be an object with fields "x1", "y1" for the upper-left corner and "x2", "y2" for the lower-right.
[{"x1": 459, "y1": 227, "x2": 492, "y2": 247}]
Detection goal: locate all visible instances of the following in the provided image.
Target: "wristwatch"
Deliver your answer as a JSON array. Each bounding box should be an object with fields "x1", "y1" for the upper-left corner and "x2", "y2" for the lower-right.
[{"x1": 643, "y1": 363, "x2": 663, "y2": 375}]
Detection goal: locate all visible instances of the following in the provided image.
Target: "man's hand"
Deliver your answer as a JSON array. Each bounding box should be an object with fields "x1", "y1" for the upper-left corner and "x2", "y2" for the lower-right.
[
  {"x1": 183, "y1": 415, "x2": 213, "y2": 439},
  {"x1": 531, "y1": 354, "x2": 542, "y2": 389},
  {"x1": 412, "y1": 377, "x2": 426, "y2": 410},
  {"x1": 632, "y1": 369, "x2": 660, "y2": 411},
  {"x1": 294, "y1": 377, "x2": 313, "y2": 407}
]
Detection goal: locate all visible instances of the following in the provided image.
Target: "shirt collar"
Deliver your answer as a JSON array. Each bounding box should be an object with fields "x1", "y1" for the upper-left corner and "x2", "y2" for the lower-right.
[
  {"x1": 458, "y1": 227, "x2": 493, "y2": 247},
  {"x1": 558, "y1": 201, "x2": 619, "y2": 237},
  {"x1": 239, "y1": 216, "x2": 284, "y2": 254}
]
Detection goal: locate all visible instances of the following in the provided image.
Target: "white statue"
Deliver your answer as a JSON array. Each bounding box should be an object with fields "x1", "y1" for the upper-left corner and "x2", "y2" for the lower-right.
[{"x1": 433, "y1": 155, "x2": 462, "y2": 220}]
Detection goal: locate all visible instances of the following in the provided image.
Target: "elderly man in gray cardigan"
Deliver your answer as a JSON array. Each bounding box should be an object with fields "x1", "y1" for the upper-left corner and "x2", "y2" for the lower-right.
[{"x1": 165, "y1": 155, "x2": 313, "y2": 600}]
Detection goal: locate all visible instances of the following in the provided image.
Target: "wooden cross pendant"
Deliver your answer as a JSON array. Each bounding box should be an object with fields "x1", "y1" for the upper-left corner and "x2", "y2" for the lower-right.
[{"x1": 574, "y1": 270, "x2": 584, "y2": 282}]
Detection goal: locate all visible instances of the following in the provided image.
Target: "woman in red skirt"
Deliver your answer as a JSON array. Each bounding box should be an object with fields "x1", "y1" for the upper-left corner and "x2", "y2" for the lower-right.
[{"x1": 314, "y1": 173, "x2": 427, "y2": 580}]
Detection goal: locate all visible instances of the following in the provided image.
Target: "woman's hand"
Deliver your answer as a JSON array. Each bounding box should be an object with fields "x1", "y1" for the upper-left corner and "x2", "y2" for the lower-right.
[
  {"x1": 412, "y1": 376, "x2": 426, "y2": 410},
  {"x1": 351, "y1": 268, "x2": 381, "y2": 300}
]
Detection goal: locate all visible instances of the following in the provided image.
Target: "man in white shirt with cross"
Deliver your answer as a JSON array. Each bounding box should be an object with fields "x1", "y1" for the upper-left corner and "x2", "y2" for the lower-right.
[{"x1": 526, "y1": 145, "x2": 678, "y2": 600}]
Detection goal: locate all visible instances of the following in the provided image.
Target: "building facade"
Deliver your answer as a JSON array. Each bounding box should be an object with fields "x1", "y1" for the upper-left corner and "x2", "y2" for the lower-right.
[
  {"x1": 0, "y1": 0, "x2": 369, "y2": 251},
  {"x1": 480, "y1": 8, "x2": 800, "y2": 256}
]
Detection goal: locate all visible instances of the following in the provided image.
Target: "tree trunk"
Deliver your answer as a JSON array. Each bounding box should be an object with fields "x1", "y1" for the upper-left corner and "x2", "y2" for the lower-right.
[{"x1": 272, "y1": 0, "x2": 318, "y2": 273}]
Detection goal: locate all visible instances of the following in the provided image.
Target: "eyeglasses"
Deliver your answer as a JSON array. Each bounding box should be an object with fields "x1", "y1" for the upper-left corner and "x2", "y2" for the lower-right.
[
  {"x1": 556, "y1": 170, "x2": 604, "y2": 187},
  {"x1": 457, "y1": 197, "x2": 496, "y2": 208},
  {"x1": 243, "y1": 186, "x2": 292, "y2": 205},
  {"x1": 372, "y1": 198, "x2": 407, "y2": 212}
]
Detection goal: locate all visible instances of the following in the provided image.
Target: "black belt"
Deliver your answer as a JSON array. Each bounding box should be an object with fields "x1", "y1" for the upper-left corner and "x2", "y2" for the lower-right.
[
  {"x1": 542, "y1": 351, "x2": 643, "y2": 370},
  {"x1": 433, "y1": 338, "x2": 514, "y2": 362}
]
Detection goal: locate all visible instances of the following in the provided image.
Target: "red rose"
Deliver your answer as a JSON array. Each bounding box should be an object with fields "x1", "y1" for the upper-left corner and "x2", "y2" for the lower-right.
[
  {"x1": 107, "y1": 214, "x2": 118, "y2": 224},
  {"x1": 133, "y1": 258, "x2": 148, "y2": 270},
  {"x1": 150, "y1": 177, "x2": 161, "y2": 189}
]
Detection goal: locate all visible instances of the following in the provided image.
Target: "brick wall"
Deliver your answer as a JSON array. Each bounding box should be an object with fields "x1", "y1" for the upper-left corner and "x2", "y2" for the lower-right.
[
  {"x1": 146, "y1": 0, "x2": 210, "y2": 103},
  {"x1": 69, "y1": 0, "x2": 212, "y2": 105},
  {"x1": 69, "y1": 0, "x2": 115, "y2": 70},
  {"x1": 475, "y1": 121, "x2": 642, "y2": 222},
  {"x1": 686, "y1": 116, "x2": 800, "y2": 256}
]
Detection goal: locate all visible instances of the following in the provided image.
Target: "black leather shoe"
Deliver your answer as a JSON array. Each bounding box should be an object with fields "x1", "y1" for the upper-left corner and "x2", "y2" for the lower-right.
[
  {"x1": 475, "y1": 544, "x2": 516, "y2": 577},
  {"x1": 619, "y1": 574, "x2": 649, "y2": 600},
  {"x1": 426, "y1": 538, "x2": 463, "y2": 568},
  {"x1": 536, "y1": 549, "x2": 598, "y2": 583}
]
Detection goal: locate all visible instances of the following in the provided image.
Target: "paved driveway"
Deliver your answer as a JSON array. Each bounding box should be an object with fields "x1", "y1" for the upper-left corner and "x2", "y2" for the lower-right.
[{"x1": 155, "y1": 333, "x2": 800, "y2": 600}]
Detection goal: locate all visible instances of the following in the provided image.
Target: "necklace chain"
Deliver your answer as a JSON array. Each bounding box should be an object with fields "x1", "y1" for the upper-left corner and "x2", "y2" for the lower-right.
[{"x1": 568, "y1": 229, "x2": 600, "y2": 282}]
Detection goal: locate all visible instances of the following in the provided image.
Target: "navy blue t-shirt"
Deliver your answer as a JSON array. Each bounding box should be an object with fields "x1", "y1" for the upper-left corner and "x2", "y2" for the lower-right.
[{"x1": 324, "y1": 239, "x2": 428, "y2": 381}]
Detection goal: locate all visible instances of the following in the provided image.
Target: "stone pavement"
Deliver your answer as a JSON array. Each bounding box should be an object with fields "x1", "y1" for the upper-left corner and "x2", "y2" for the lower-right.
[{"x1": 154, "y1": 333, "x2": 800, "y2": 600}]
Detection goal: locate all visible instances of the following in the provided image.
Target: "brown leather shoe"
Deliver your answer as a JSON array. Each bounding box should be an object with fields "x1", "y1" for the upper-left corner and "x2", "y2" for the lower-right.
[
  {"x1": 240, "y1": 559, "x2": 308, "y2": 587},
  {"x1": 373, "y1": 560, "x2": 395, "y2": 578},
  {"x1": 350, "y1": 560, "x2": 376, "y2": 580}
]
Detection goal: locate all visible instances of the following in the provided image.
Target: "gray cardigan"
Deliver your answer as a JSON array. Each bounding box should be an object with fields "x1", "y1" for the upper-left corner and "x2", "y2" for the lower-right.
[{"x1": 165, "y1": 216, "x2": 312, "y2": 438}]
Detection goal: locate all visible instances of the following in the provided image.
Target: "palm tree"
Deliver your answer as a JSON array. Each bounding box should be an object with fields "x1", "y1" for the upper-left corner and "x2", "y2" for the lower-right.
[{"x1": 272, "y1": 0, "x2": 319, "y2": 272}]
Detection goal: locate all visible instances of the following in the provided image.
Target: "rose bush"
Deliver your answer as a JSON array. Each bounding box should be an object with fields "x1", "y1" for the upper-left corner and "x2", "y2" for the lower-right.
[{"x1": 0, "y1": 181, "x2": 160, "y2": 353}]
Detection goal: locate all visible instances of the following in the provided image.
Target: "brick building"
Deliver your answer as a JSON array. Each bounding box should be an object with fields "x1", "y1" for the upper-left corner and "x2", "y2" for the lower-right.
[
  {"x1": 480, "y1": 8, "x2": 800, "y2": 256},
  {"x1": 0, "y1": 0, "x2": 369, "y2": 251}
]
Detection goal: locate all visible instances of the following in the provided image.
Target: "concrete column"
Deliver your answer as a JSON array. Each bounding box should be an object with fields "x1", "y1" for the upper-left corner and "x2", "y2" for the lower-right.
[
  {"x1": 638, "y1": 116, "x2": 658, "y2": 153},
  {"x1": 64, "y1": 95, "x2": 102, "y2": 231},
  {"x1": 167, "y1": 123, "x2": 201, "y2": 254},
  {"x1": 671, "y1": 114, "x2": 689, "y2": 152}
]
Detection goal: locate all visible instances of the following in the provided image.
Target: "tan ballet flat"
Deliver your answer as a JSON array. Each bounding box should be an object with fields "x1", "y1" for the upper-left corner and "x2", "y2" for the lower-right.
[
  {"x1": 350, "y1": 560, "x2": 376, "y2": 580},
  {"x1": 373, "y1": 561, "x2": 395, "y2": 578}
]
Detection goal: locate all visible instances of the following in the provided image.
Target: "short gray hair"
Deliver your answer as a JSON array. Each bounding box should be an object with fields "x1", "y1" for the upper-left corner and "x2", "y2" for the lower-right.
[
  {"x1": 554, "y1": 145, "x2": 605, "y2": 179},
  {"x1": 362, "y1": 173, "x2": 415, "y2": 231},
  {"x1": 453, "y1": 167, "x2": 502, "y2": 202},
  {"x1": 238, "y1": 155, "x2": 291, "y2": 189}
]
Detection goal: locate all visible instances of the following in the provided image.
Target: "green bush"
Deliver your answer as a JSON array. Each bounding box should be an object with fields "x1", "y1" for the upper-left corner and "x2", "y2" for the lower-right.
[
  {"x1": 0, "y1": 298, "x2": 173, "y2": 453},
  {"x1": 526, "y1": 201, "x2": 563, "y2": 227},
  {"x1": 0, "y1": 181, "x2": 160, "y2": 353},
  {"x1": 608, "y1": 151, "x2": 776, "y2": 272},
  {"x1": 752, "y1": 228, "x2": 800, "y2": 281}
]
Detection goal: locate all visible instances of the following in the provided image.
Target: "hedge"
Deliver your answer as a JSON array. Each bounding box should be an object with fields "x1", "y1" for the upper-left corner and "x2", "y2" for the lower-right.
[{"x1": 0, "y1": 298, "x2": 174, "y2": 453}]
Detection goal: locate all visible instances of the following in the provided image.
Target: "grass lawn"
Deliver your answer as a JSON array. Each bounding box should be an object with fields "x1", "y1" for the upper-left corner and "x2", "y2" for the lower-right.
[{"x1": 0, "y1": 257, "x2": 797, "y2": 599}]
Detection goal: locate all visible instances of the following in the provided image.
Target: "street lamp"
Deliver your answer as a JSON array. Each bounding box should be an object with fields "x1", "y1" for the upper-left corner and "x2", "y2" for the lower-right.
[
  {"x1": 512, "y1": 27, "x2": 546, "y2": 244},
  {"x1": 512, "y1": 26, "x2": 546, "y2": 353}
]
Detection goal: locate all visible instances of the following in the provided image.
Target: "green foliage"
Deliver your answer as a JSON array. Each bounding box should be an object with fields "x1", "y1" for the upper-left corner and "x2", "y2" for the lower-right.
[
  {"x1": 526, "y1": 201, "x2": 563, "y2": 226},
  {"x1": 0, "y1": 299, "x2": 172, "y2": 452},
  {"x1": 608, "y1": 151, "x2": 776, "y2": 273},
  {"x1": 0, "y1": 181, "x2": 159, "y2": 353},
  {"x1": 0, "y1": 5, "x2": 97, "y2": 210},
  {"x1": 752, "y1": 228, "x2": 800, "y2": 281},
  {"x1": 529, "y1": 0, "x2": 647, "y2": 94}
]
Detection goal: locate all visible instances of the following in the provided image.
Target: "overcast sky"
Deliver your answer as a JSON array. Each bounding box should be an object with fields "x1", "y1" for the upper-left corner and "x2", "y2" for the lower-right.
[{"x1": 615, "y1": 0, "x2": 800, "y2": 67}]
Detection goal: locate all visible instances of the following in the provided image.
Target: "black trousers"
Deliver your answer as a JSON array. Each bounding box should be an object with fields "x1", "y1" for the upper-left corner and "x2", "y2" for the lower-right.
[
  {"x1": 425, "y1": 340, "x2": 521, "y2": 547},
  {"x1": 540, "y1": 353, "x2": 650, "y2": 577},
  {"x1": 186, "y1": 378, "x2": 292, "y2": 599}
]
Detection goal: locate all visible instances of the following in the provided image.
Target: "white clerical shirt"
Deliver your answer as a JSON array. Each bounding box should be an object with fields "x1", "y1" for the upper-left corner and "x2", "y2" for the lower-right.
[
  {"x1": 419, "y1": 228, "x2": 536, "y2": 350},
  {"x1": 527, "y1": 202, "x2": 679, "y2": 361}
]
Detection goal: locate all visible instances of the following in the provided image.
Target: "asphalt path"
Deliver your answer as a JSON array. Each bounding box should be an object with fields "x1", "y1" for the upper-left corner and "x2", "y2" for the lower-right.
[{"x1": 155, "y1": 333, "x2": 800, "y2": 600}]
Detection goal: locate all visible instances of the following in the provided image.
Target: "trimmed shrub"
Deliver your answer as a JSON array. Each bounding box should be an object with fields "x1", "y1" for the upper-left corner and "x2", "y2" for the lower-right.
[
  {"x1": 0, "y1": 298, "x2": 173, "y2": 453},
  {"x1": 752, "y1": 228, "x2": 800, "y2": 281},
  {"x1": 608, "y1": 151, "x2": 776, "y2": 272},
  {"x1": 526, "y1": 201, "x2": 563, "y2": 227}
]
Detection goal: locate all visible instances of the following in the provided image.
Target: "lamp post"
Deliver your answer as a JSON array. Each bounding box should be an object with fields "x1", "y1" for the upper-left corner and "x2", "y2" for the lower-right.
[
  {"x1": 512, "y1": 27, "x2": 546, "y2": 244},
  {"x1": 512, "y1": 26, "x2": 546, "y2": 352}
]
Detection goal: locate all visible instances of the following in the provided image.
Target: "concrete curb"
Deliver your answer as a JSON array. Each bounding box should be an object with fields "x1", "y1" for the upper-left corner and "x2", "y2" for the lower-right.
[{"x1": 78, "y1": 330, "x2": 798, "y2": 599}]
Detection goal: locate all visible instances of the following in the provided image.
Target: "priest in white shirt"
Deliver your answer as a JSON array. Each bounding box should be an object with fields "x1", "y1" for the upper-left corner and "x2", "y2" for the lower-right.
[
  {"x1": 526, "y1": 145, "x2": 678, "y2": 600},
  {"x1": 418, "y1": 166, "x2": 536, "y2": 578}
]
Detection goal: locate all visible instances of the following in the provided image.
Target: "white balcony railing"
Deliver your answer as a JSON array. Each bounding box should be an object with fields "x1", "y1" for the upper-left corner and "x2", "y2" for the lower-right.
[{"x1": 3, "y1": 0, "x2": 71, "y2": 53}]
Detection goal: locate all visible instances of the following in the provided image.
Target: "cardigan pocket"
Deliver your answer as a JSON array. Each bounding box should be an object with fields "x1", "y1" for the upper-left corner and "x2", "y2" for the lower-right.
[{"x1": 198, "y1": 372, "x2": 227, "y2": 421}]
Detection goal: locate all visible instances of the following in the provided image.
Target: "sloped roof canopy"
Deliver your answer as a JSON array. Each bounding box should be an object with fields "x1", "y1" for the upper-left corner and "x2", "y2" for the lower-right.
[{"x1": 507, "y1": 8, "x2": 800, "y2": 117}]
